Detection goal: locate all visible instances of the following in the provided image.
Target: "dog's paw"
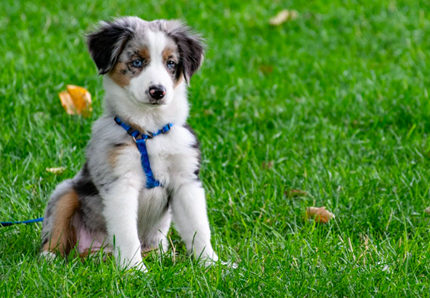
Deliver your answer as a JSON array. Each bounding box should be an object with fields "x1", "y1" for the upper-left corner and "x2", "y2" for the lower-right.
[
  {"x1": 121, "y1": 262, "x2": 148, "y2": 273},
  {"x1": 118, "y1": 256, "x2": 148, "y2": 273},
  {"x1": 133, "y1": 262, "x2": 148, "y2": 273}
]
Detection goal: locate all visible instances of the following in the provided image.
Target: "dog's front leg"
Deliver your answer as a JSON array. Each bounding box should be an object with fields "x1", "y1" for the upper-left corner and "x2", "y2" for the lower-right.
[
  {"x1": 171, "y1": 181, "x2": 219, "y2": 264},
  {"x1": 103, "y1": 183, "x2": 145, "y2": 271}
]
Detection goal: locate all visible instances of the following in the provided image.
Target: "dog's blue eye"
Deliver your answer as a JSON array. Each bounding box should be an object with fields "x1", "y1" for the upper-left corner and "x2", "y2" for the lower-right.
[
  {"x1": 166, "y1": 60, "x2": 176, "y2": 70},
  {"x1": 132, "y1": 59, "x2": 143, "y2": 68}
]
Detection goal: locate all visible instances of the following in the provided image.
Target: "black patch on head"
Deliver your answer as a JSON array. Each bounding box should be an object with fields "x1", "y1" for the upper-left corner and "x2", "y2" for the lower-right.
[
  {"x1": 87, "y1": 20, "x2": 135, "y2": 74},
  {"x1": 73, "y1": 163, "x2": 99, "y2": 197},
  {"x1": 183, "y1": 124, "x2": 201, "y2": 177},
  {"x1": 166, "y1": 23, "x2": 205, "y2": 83}
]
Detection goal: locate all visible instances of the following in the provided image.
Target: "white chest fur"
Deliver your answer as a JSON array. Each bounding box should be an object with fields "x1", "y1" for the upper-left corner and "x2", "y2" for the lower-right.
[{"x1": 144, "y1": 125, "x2": 199, "y2": 187}]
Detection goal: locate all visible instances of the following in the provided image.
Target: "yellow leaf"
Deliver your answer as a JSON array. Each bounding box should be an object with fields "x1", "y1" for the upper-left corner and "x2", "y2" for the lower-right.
[
  {"x1": 269, "y1": 9, "x2": 299, "y2": 26},
  {"x1": 306, "y1": 206, "x2": 335, "y2": 224},
  {"x1": 59, "y1": 85, "x2": 92, "y2": 117},
  {"x1": 59, "y1": 91, "x2": 75, "y2": 115},
  {"x1": 46, "y1": 167, "x2": 67, "y2": 174}
]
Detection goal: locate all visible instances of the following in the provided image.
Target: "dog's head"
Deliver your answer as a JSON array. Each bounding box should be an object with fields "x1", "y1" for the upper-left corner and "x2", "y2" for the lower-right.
[{"x1": 87, "y1": 17, "x2": 204, "y2": 107}]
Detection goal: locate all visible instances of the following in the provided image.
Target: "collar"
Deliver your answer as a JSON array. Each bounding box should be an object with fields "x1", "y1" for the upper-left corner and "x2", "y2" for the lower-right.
[{"x1": 114, "y1": 116, "x2": 173, "y2": 141}]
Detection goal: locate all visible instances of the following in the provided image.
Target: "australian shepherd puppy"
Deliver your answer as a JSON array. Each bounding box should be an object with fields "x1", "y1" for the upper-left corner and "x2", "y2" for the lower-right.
[{"x1": 41, "y1": 17, "x2": 226, "y2": 271}]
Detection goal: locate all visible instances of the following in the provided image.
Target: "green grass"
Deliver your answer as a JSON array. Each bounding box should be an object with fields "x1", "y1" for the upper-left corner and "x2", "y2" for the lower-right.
[{"x1": 1, "y1": 0, "x2": 430, "y2": 296}]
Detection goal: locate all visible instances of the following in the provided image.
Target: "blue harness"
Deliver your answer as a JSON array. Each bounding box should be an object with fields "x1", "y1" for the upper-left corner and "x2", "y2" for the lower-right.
[{"x1": 114, "y1": 116, "x2": 173, "y2": 188}]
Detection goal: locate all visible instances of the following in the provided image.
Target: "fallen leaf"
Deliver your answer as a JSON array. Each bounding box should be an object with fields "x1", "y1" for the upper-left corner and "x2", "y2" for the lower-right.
[
  {"x1": 59, "y1": 85, "x2": 92, "y2": 117},
  {"x1": 425, "y1": 207, "x2": 430, "y2": 215},
  {"x1": 269, "y1": 9, "x2": 299, "y2": 26},
  {"x1": 259, "y1": 65, "x2": 273, "y2": 74},
  {"x1": 46, "y1": 167, "x2": 67, "y2": 174},
  {"x1": 59, "y1": 91, "x2": 74, "y2": 115},
  {"x1": 306, "y1": 206, "x2": 335, "y2": 223},
  {"x1": 262, "y1": 161, "x2": 274, "y2": 169},
  {"x1": 285, "y1": 189, "x2": 308, "y2": 198}
]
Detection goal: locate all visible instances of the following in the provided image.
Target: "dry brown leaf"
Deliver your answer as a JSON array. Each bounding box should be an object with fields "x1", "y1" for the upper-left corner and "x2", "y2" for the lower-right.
[
  {"x1": 306, "y1": 206, "x2": 335, "y2": 223},
  {"x1": 269, "y1": 9, "x2": 299, "y2": 26},
  {"x1": 259, "y1": 65, "x2": 273, "y2": 74},
  {"x1": 285, "y1": 189, "x2": 308, "y2": 198},
  {"x1": 425, "y1": 207, "x2": 430, "y2": 215},
  {"x1": 262, "y1": 161, "x2": 274, "y2": 169},
  {"x1": 59, "y1": 85, "x2": 92, "y2": 117},
  {"x1": 204, "y1": 109, "x2": 214, "y2": 115},
  {"x1": 46, "y1": 167, "x2": 67, "y2": 174}
]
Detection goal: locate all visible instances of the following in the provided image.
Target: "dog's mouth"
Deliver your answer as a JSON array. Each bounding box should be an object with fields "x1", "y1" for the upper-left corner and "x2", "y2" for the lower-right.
[
  {"x1": 130, "y1": 94, "x2": 166, "y2": 107},
  {"x1": 148, "y1": 100, "x2": 166, "y2": 106}
]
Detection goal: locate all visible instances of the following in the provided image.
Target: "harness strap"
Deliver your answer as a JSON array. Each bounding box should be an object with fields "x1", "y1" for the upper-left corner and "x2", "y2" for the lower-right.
[
  {"x1": 114, "y1": 116, "x2": 173, "y2": 189},
  {"x1": 114, "y1": 117, "x2": 140, "y2": 138},
  {"x1": 136, "y1": 139, "x2": 160, "y2": 188}
]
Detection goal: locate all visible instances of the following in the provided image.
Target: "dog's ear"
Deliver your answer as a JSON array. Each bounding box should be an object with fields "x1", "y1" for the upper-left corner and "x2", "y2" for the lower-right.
[
  {"x1": 166, "y1": 21, "x2": 205, "y2": 84},
  {"x1": 86, "y1": 20, "x2": 134, "y2": 75}
]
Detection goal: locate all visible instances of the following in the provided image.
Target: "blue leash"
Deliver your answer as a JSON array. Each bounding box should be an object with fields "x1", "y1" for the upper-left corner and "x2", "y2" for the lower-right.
[
  {"x1": 114, "y1": 116, "x2": 173, "y2": 188},
  {"x1": 1, "y1": 217, "x2": 43, "y2": 227}
]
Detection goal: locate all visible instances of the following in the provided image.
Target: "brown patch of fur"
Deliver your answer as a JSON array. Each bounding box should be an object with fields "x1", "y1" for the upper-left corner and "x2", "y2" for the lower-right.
[
  {"x1": 109, "y1": 62, "x2": 132, "y2": 87},
  {"x1": 174, "y1": 71, "x2": 185, "y2": 88},
  {"x1": 162, "y1": 46, "x2": 183, "y2": 87},
  {"x1": 162, "y1": 47, "x2": 176, "y2": 63},
  {"x1": 108, "y1": 145, "x2": 125, "y2": 166},
  {"x1": 108, "y1": 149, "x2": 119, "y2": 167},
  {"x1": 42, "y1": 190, "x2": 80, "y2": 256},
  {"x1": 109, "y1": 46, "x2": 151, "y2": 87},
  {"x1": 138, "y1": 47, "x2": 150, "y2": 62},
  {"x1": 109, "y1": 142, "x2": 135, "y2": 167}
]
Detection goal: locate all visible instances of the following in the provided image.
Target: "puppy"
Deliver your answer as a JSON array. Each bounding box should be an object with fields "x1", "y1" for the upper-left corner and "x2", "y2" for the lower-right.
[{"x1": 41, "y1": 17, "x2": 224, "y2": 271}]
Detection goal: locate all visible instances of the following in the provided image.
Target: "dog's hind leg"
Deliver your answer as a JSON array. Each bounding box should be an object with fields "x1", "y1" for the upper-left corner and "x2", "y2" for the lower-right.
[{"x1": 41, "y1": 180, "x2": 80, "y2": 257}]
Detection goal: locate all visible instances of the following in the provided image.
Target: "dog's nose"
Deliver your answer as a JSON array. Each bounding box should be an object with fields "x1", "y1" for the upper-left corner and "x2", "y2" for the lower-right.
[{"x1": 148, "y1": 85, "x2": 166, "y2": 100}]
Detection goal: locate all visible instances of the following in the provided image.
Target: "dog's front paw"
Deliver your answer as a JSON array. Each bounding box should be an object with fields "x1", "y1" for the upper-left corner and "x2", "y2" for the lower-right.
[
  {"x1": 131, "y1": 261, "x2": 148, "y2": 273},
  {"x1": 122, "y1": 260, "x2": 148, "y2": 273},
  {"x1": 196, "y1": 250, "x2": 218, "y2": 265},
  {"x1": 116, "y1": 254, "x2": 147, "y2": 272}
]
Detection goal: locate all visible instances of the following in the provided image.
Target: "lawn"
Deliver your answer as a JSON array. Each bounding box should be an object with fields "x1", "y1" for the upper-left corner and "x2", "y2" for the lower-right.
[{"x1": 1, "y1": 0, "x2": 430, "y2": 296}]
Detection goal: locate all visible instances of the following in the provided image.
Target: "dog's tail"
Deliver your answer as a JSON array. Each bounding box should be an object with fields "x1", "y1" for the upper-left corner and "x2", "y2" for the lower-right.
[{"x1": 41, "y1": 180, "x2": 80, "y2": 256}]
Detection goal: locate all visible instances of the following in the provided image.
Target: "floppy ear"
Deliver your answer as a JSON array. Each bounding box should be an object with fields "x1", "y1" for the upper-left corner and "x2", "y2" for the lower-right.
[
  {"x1": 167, "y1": 21, "x2": 205, "y2": 83},
  {"x1": 86, "y1": 20, "x2": 134, "y2": 75}
]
